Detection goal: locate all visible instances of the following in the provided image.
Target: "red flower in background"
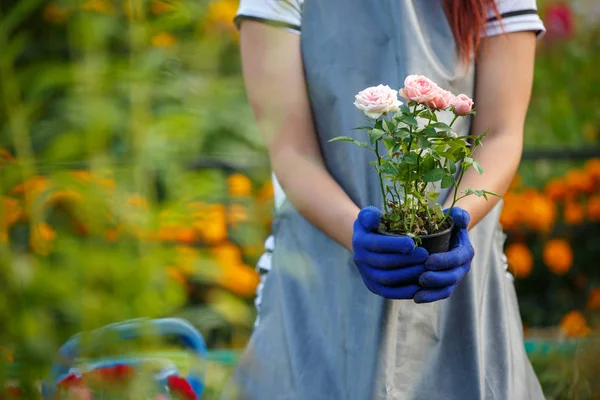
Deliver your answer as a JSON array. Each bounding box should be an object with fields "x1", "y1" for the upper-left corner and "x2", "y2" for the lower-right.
[
  {"x1": 167, "y1": 375, "x2": 197, "y2": 400},
  {"x1": 545, "y1": 3, "x2": 574, "y2": 39}
]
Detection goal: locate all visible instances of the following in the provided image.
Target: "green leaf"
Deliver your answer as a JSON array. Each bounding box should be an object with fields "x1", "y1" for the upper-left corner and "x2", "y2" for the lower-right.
[
  {"x1": 421, "y1": 156, "x2": 436, "y2": 172},
  {"x1": 385, "y1": 120, "x2": 396, "y2": 133},
  {"x1": 382, "y1": 138, "x2": 395, "y2": 151},
  {"x1": 441, "y1": 175, "x2": 455, "y2": 189},
  {"x1": 375, "y1": 119, "x2": 384, "y2": 130},
  {"x1": 401, "y1": 104, "x2": 411, "y2": 114},
  {"x1": 352, "y1": 126, "x2": 373, "y2": 130},
  {"x1": 328, "y1": 136, "x2": 357, "y2": 144},
  {"x1": 472, "y1": 160, "x2": 484, "y2": 174},
  {"x1": 403, "y1": 115, "x2": 418, "y2": 127},
  {"x1": 431, "y1": 122, "x2": 452, "y2": 131},
  {"x1": 427, "y1": 191, "x2": 440, "y2": 202},
  {"x1": 447, "y1": 159, "x2": 457, "y2": 174},
  {"x1": 418, "y1": 136, "x2": 431, "y2": 149},
  {"x1": 423, "y1": 168, "x2": 445, "y2": 182},
  {"x1": 403, "y1": 153, "x2": 418, "y2": 165},
  {"x1": 368, "y1": 129, "x2": 386, "y2": 144},
  {"x1": 423, "y1": 127, "x2": 439, "y2": 137},
  {"x1": 484, "y1": 190, "x2": 501, "y2": 198}
]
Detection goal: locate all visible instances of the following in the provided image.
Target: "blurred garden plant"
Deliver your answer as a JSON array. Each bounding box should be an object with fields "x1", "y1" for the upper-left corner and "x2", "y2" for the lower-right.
[{"x1": 0, "y1": 0, "x2": 267, "y2": 396}]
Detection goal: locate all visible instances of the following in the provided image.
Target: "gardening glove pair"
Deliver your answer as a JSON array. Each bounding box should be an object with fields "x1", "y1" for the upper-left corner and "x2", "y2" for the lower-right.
[
  {"x1": 414, "y1": 207, "x2": 474, "y2": 303},
  {"x1": 352, "y1": 206, "x2": 428, "y2": 299},
  {"x1": 352, "y1": 206, "x2": 474, "y2": 303}
]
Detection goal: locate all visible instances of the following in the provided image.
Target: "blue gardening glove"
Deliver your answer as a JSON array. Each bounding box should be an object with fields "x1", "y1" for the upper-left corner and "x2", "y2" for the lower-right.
[
  {"x1": 352, "y1": 206, "x2": 429, "y2": 299},
  {"x1": 414, "y1": 207, "x2": 475, "y2": 304}
]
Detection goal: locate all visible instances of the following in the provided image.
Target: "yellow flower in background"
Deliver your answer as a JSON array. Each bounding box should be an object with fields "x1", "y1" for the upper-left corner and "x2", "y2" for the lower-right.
[
  {"x1": 127, "y1": 194, "x2": 148, "y2": 209},
  {"x1": 543, "y1": 239, "x2": 573, "y2": 276},
  {"x1": 191, "y1": 202, "x2": 227, "y2": 245},
  {"x1": 151, "y1": 32, "x2": 176, "y2": 47},
  {"x1": 564, "y1": 201, "x2": 585, "y2": 225},
  {"x1": 256, "y1": 179, "x2": 274, "y2": 203},
  {"x1": 30, "y1": 222, "x2": 57, "y2": 256},
  {"x1": 227, "y1": 173, "x2": 252, "y2": 197},
  {"x1": 560, "y1": 310, "x2": 591, "y2": 338},
  {"x1": 505, "y1": 243, "x2": 533, "y2": 279},
  {"x1": 211, "y1": 242, "x2": 243, "y2": 267},
  {"x1": 151, "y1": 0, "x2": 177, "y2": 15},
  {"x1": 219, "y1": 262, "x2": 259, "y2": 297},
  {"x1": 82, "y1": 0, "x2": 115, "y2": 14},
  {"x1": 43, "y1": 2, "x2": 70, "y2": 24},
  {"x1": 206, "y1": 0, "x2": 238, "y2": 32}
]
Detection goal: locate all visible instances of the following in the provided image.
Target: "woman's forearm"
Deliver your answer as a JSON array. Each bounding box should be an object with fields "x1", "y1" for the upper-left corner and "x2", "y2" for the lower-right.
[
  {"x1": 272, "y1": 149, "x2": 359, "y2": 251},
  {"x1": 443, "y1": 131, "x2": 523, "y2": 229}
]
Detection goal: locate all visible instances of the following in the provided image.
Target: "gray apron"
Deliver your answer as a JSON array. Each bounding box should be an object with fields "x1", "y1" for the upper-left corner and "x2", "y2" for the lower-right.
[{"x1": 225, "y1": 1, "x2": 544, "y2": 399}]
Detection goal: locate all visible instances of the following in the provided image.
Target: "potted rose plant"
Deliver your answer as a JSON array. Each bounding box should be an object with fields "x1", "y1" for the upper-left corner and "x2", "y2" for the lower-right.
[{"x1": 330, "y1": 75, "x2": 498, "y2": 253}]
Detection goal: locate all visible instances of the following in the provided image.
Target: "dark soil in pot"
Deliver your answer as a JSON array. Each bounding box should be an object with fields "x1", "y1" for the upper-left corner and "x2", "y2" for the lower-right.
[{"x1": 378, "y1": 217, "x2": 454, "y2": 254}]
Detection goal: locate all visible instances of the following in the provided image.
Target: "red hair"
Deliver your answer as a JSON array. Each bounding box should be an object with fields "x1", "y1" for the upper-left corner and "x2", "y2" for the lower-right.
[{"x1": 444, "y1": 0, "x2": 501, "y2": 62}]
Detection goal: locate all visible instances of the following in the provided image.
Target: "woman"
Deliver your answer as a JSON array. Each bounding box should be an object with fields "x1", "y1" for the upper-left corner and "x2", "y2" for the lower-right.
[{"x1": 227, "y1": 0, "x2": 545, "y2": 399}]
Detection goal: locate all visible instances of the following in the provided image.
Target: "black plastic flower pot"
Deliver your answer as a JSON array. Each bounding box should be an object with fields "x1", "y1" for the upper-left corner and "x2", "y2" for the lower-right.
[{"x1": 378, "y1": 217, "x2": 454, "y2": 254}]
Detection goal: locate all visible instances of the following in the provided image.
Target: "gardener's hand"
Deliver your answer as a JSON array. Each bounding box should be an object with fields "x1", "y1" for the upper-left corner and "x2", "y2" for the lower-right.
[
  {"x1": 414, "y1": 207, "x2": 474, "y2": 303},
  {"x1": 352, "y1": 206, "x2": 429, "y2": 299}
]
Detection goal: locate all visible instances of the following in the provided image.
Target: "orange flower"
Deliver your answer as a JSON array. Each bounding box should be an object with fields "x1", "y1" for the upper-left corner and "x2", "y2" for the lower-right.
[
  {"x1": 166, "y1": 266, "x2": 187, "y2": 288},
  {"x1": 545, "y1": 178, "x2": 567, "y2": 201},
  {"x1": 43, "y1": 2, "x2": 70, "y2": 24},
  {"x1": 31, "y1": 222, "x2": 57, "y2": 255},
  {"x1": 82, "y1": 0, "x2": 115, "y2": 14},
  {"x1": 585, "y1": 158, "x2": 600, "y2": 185},
  {"x1": 499, "y1": 192, "x2": 521, "y2": 231},
  {"x1": 151, "y1": 0, "x2": 176, "y2": 15},
  {"x1": 587, "y1": 195, "x2": 600, "y2": 221},
  {"x1": 191, "y1": 203, "x2": 227, "y2": 245},
  {"x1": 176, "y1": 227, "x2": 197, "y2": 244},
  {"x1": 560, "y1": 310, "x2": 591, "y2": 338},
  {"x1": 127, "y1": 194, "x2": 148, "y2": 209},
  {"x1": 227, "y1": 173, "x2": 252, "y2": 197},
  {"x1": 206, "y1": 0, "x2": 238, "y2": 33},
  {"x1": 211, "y1": 242, "x2": 243, "y2": 267},
  {"x1": 587, "y1": 287, "x2": 600, "y2": 311},
  {"x1": 523, "y1": 191, "x2": 556, "y2": 233},
  {"x1": 0, "y1": 148, "x2": 15, "y2": 165},
  {"x1": 543, "y1": 239, "x2": 573, "y2": 275},
  {"x1": 219, "y1": 263, "x2": 259, "y2": 297},
  {"x1": 505, "y1": 243, "x2": 533, "y2": 278},
  {"x1": 565, "y1": 169, "x2": 593, "y2": 194},
  {"x1": 563, "y1": 201, "x2": 584, "y2": 225},
  {"x1": 151, "y1": 32, "x2": 176, "y2": 47},
  {"x1": 1, "y1": 197, "x2": 22, "y2": 229},
  {"x1": 256, "y1": 179, "x2": 274, "y2": 203},
  {"x1": 11, "y1": 176, "x2": 51, "y2": 197}
]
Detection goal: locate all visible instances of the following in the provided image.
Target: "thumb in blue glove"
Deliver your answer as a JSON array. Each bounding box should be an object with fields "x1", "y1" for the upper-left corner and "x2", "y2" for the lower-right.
[
  {"x1": 352, "y1": 206, "x2": 429, "y2": 299},
  {"x1": 414, "y1": 207, "x2": 474, "y2": 304}
]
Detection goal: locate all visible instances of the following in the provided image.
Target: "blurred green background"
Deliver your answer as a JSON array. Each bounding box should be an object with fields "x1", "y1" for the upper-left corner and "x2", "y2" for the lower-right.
[{"x1": 0, "y1": 0, "x2": 599, "y2": 398}]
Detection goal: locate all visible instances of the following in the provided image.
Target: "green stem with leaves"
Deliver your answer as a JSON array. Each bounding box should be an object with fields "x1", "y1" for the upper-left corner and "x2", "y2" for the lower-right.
[
  {"x1": 375, "y1": 139, "x2": 388, "y2": 214},
  {"x1": 441, "y1": 164, "x2": 467, "y2": 226}
]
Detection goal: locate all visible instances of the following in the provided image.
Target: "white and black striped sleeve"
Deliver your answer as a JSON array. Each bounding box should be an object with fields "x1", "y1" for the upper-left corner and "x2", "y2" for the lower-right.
[
  {"x1": 485, "y1": 0, "x2": 546, "y2": 37},
  {"x1": 235, "y1": 0, "x2": 303, "y2": 34}
]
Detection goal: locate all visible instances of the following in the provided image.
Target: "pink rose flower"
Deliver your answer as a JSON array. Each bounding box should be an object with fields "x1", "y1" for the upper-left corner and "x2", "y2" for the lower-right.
[
  {"x1": 451, "y1": 94, "x2": 474, "y2": 116},
  {"x1": 354, "y1": 84, "x2": 402, "y2": 119},
  {"x1": 426, "y1": 87, "x2": 454, "y2": 110},
  {"x1": 399, "y1": 75, "x2": 439, "y2": 104}
]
